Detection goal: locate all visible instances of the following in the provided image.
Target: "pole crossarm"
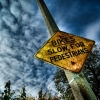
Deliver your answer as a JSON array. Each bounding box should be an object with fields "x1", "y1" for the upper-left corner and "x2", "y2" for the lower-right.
[{"x1": 36, "y1": 0, "x2": 97, "y2": 100}]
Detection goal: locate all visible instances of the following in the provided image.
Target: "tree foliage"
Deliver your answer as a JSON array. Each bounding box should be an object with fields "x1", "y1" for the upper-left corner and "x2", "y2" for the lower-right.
[
  {"x1": 53, "y1": 45, "x2": 100, "y2": 100},
  {"x1": 53, "y1": 68, "x2": 75, "y2": 100},
  {"x1": 83, "y1": 45, "x2": 100, "y2": 99},
  {"x1": 0, "y1": 81, "x2": 60, "y2": 100},
  {"x1": 0, "y1": 80, "x2": 27, "y2": 100}
]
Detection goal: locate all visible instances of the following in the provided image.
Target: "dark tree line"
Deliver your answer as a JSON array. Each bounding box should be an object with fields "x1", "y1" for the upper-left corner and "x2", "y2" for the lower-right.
[{"x1": 53, "y1": 45, "x2": 100, "y2": 100}]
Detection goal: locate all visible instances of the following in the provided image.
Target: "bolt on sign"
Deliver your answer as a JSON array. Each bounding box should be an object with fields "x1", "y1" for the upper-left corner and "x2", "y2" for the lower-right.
[{"x1": 34, "y1": 31, "x2": 95, "y2": 72}]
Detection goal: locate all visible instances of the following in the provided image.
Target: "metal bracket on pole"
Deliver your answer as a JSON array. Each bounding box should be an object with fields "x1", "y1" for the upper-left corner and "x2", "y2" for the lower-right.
[{"x1": 36, "y1": 0, "x2": 97, "y2": 100}]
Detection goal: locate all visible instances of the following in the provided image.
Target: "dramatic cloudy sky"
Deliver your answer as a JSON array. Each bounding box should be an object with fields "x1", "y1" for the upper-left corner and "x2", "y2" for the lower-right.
[{"x1": 0, "y1": 0, "x2": 100, "y2": 98}]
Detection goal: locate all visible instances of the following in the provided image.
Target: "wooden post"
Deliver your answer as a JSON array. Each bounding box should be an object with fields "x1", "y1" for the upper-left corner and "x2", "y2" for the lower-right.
[{"x1": 36, "y1": 0, "x2": 97, "y2": 100}]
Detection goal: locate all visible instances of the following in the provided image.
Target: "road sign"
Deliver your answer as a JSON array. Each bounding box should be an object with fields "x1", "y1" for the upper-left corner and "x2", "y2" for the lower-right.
[{"x1": 35, "y1": 31, "x2": 95, "y2": 72}]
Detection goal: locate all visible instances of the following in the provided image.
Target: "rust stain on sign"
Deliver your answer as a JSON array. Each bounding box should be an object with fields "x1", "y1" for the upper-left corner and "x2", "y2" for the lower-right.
[{"x1": 34, "y1": 31, "x2": 95, "y2": 72}]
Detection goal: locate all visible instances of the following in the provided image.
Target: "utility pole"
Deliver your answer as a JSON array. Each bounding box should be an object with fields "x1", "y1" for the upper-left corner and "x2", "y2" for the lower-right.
[{"x1": 36, "y1": 0, "x2": 97, "y2": 100}]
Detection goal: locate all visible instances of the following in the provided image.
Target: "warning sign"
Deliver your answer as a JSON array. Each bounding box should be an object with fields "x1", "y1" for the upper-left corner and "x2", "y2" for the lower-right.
[{"x1": 34, "y1": 31, "x2": 95, "y2": 72}]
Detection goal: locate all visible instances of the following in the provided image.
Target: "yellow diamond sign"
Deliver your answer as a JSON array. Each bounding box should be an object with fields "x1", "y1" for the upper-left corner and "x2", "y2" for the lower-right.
[{"x1": 34, "y1": 31, "x2": 95, "y2": 72}]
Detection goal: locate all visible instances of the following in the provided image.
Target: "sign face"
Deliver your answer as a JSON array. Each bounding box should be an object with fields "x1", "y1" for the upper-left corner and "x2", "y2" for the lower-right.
[{"x1": 35, "y1": 31, "x2": 95, "y2": 72}]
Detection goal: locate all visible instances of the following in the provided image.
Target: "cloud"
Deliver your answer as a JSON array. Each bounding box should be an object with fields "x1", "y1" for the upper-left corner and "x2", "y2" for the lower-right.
[
  {"x1": 19, "y1": 0, "x2": 36, "y2": 15},
  {"x1": 0, "y1": 0, "x2": 100, "y2": 98},
  {"x1": 10, "y1": 1, "x2": 22, "y2": 21},
  {"x1": 46, "y1": 76, "x2": 57, "y2": 95},
  {"x1": 0, "y1": 0, "x2": 57, "y2": 98},
  {"x1": 45, "y1": 0, "x2": 100, "y2": 36},
  {"x1": 0, "y1": 0, "x2": 9, "y2": 7},
  {"x1": 84, "y1": 19, "x2": 100, "y2": 44}
]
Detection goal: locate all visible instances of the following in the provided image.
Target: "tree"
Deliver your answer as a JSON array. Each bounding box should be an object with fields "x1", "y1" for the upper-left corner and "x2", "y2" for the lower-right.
[
  {"x1": 0, "y1": 81, "x2": 27, "y2": 100},
  {"x1": 53, "y1": 45, "x2": 100, "y2": 100},
  {"x1": 83, "y1": 44, "x2": 100, "y2": 99},
  {"x1": 26, "y1": 97, "x2": 35, "y2": 100},
  {"x1": 19, "y1": 86, "x2": 26, "y2": 100},
  {"x1": 53, "y1": 68, "x2": 75, "y2": 100},
  {"x1": 38, "y1": 88, "x2": 43, "y2": 99},
  {"x1": 0, "y1": 81, "x2": 60, "y2": 100}
]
